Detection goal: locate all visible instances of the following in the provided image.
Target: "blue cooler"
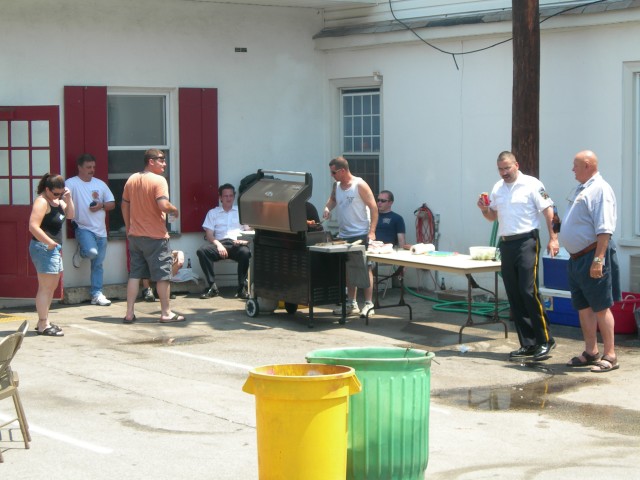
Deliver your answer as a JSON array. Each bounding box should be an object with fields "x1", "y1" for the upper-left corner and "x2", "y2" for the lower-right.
[
  {"x1": 542, "y1": 253, "x2": 569, "y2": 290},
  {"x1": 540, "y1": 287, "x2": 579, "y2": 327}
]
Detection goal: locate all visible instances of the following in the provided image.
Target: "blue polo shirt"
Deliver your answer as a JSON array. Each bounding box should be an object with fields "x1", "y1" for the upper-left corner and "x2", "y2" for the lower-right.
[{"x1": 559, "y1": 172, "x2": 617, "y2": 254}]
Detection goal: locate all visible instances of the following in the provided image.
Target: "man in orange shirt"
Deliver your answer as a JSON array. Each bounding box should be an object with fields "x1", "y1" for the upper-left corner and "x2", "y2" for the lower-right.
[{"x1": 121, "y1": 149, "x2": 184, "y2": 324}]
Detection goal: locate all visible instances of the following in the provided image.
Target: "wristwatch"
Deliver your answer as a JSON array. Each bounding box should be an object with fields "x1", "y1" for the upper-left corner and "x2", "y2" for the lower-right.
[{"x1": 593, "y1": 257, "x2": 604, "y2": 264}]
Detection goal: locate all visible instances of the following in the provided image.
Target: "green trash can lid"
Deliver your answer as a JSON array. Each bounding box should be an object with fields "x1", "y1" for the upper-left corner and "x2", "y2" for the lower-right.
[{"x1": 306, "y1": 346, "x2": 435, "y2": 366}]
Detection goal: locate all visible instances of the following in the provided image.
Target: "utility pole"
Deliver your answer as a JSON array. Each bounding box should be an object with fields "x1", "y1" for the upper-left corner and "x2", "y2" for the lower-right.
[{"x1": 512, "y1": 0, "x2": 540, "y2": 177}]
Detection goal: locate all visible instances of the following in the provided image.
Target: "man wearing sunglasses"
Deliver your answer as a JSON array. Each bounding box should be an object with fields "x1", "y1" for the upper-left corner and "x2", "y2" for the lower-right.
[
  {"x1": 375, "y1": 190, "x2": 406, "y2": 248},
  {"x1": 323, "y1": 156, "x2": 378, "y2": 318},
  {"x1": 121, "y1": 149, "x2": 184, "y2": 324}
]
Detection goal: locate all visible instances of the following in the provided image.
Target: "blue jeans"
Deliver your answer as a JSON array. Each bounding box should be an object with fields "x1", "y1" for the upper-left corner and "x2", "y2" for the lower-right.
[{"x1": 76, "y1": 228, "x2": 108, "y2": 297}]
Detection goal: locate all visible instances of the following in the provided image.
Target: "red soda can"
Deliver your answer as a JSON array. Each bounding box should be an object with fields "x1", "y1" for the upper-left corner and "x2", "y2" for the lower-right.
[{"x1": 480, "y1": 192, "x2": 490, "y2": 206}]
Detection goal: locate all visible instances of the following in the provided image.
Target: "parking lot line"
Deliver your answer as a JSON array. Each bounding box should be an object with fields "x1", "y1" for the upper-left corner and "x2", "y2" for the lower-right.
[
  {"x1": 0, "y1": 414, "x2": 113, "y2": 454},
  {"x1": 161, "y1": 349, "x2": 253, "y2": 370}
]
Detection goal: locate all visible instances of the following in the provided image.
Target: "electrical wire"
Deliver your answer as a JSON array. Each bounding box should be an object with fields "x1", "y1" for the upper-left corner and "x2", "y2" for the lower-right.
[{"x1": 387, "y1": 0, "x2": 607, "y2": 69}]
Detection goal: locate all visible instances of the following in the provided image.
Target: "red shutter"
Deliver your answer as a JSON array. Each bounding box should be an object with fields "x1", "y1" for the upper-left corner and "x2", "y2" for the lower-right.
[
  {"x1": 63, "y1": 86, "x2": 216, "y2": 235},
  {"x1": 179, "y1": 88, "x2": 218, "y2": 233},
  {"x1": 64, "y1": 86, "x2": 108, "y2": 237}
]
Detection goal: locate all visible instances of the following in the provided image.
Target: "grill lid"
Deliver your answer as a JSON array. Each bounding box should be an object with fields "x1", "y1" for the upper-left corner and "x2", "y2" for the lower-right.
[{"x1": 238, "y1": 170, "x2": 312, "y2": 233}]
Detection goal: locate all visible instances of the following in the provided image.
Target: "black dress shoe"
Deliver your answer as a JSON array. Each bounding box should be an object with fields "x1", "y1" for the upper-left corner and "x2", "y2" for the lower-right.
[
  {"x1": 532, "y1": 339, "x2": 557, "y2": 360},
  {"x1": 235, "y1": 287, "x2": 249, "y2": 299},
  {"x1": 200, "y1": 285, "x2": 220, "y2": 299},
  {"x1": 509, "y1": 345, "x2": 537, "y2": 358}
]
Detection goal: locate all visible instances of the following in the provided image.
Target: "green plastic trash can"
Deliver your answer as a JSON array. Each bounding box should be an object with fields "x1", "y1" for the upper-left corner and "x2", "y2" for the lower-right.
[{"x1": 306, "y1": 347, "x2": 435, "y2": 480}]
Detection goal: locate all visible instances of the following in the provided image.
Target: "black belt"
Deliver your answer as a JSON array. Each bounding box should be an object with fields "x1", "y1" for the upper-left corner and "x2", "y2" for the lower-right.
[{"x1": 501, "y1": 230, "x2": 535, "y2": 242}]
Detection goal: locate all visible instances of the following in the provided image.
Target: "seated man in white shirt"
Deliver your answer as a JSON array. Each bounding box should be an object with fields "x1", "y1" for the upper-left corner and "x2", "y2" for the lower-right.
[{"x1": 197, "y1": 183, "x2": 251, "y2": 299}]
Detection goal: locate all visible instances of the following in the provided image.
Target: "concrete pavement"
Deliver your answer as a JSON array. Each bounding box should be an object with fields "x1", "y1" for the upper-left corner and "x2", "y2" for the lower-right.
[{"x1": 1, "y1": 286, "x2": 639, "y2": 479}]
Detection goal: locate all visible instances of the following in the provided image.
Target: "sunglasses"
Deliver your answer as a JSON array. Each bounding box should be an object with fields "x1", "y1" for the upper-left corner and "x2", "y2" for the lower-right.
[
  {"x1": 376, "y1": 198, "x2": 389, "y2": 203},
  {"x1": 151, "y1": 156, "x2": 166, "y2": 162},
  {"x1": 50, "y1": 189, "x2": 64, "y2": 197},
  {"x1": 330, "y1": 168, "x2": 342, "y2": 175}
]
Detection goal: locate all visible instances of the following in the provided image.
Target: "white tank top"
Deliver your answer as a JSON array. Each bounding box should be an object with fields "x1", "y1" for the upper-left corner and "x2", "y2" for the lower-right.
[{"x1": 335, "y1": 176, "x2": 370, "y2": 238}]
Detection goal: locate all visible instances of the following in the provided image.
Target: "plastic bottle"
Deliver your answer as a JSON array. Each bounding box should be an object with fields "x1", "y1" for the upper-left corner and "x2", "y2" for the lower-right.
[
  {"x1": 440, "y1": 277, "x2": 446, "y2": 290},
  {"x1": 187, "y1": 258, "x2": 192, "y2": 268}
]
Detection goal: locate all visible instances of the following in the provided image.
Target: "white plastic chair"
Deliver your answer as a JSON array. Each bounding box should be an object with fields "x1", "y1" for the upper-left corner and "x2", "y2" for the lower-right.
[{"x1": 0, "y1": 321, "x2": 31, "y2": 462}]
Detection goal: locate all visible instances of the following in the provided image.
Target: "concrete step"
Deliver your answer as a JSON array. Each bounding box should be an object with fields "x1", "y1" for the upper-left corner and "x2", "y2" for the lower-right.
[{"x1": 62, "y1": 281, "x2": 203, "y2": 305}]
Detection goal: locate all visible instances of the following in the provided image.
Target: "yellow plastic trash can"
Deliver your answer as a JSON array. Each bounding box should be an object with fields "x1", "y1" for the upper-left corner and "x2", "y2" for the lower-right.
[{"x1": 243, "y1": 363, "x2": 362, "y2": 480}]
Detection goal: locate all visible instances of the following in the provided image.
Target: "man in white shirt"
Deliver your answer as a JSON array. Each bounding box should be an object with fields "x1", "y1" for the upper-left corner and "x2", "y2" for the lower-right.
[
  {"x1": 478, "y1": 151, "x2": 559, "y2": 361},
  {"x1": 197, "y1": 184, "x2": 251, "y2": 299},
  {"x1": 66, "y1": 153, "x2": 116, "y2": 306}
]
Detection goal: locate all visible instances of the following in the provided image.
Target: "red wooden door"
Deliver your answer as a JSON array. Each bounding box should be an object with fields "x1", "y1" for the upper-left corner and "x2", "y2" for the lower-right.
[{"x1": 0, "y1": 106, "x2": 61, "y2": 299}]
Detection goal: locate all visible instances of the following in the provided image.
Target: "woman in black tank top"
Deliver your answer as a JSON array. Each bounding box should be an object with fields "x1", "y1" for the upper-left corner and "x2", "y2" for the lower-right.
[{"x1": 28, "y1": 173, "x2": 75, "y2": 336}]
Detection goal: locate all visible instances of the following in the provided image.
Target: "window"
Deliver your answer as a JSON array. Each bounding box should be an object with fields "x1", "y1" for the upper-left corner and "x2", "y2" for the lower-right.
[
  {"x1": 341, "y1": 88, "x2": 381, "y2": 194},
  {"x1": 634, "y1": 71, "x2": 640, "y2": 236},
  {"x1": 621, "y1": 62, "x2": 640, "y2": 243},
  {"x1": 0, "y1": 118, "x2": 52, "y2": 205},
  {"x1": 107, "y1": 93, "x2": 174, "y2": 235}
]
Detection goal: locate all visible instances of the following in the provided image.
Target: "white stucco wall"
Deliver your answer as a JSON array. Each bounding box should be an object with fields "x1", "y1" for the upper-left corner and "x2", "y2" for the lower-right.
[
  {"x1": 322, "y1": 17, "x2": 640, "y2": 291},
  {"x1": 1, "y1": 0, "x2": 330, "y2": 289},
  {"x1": 3, "y1": 0, "x2": 639, "y2": 295}
]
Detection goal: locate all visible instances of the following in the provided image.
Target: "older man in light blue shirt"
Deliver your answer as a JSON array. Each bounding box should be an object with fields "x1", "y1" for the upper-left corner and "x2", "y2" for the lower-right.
[{"x1": 560, "y1": 150, "x2": 621, "y2": 373}]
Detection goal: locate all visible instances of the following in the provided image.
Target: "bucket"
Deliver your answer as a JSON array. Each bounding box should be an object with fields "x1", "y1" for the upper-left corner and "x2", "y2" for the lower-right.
[
  {"x1": 243, "y1": 363, "x2": 362, "y2": 480},
  {"x1": 306, "y1": 347, "x2": 435, "y2": 480}
]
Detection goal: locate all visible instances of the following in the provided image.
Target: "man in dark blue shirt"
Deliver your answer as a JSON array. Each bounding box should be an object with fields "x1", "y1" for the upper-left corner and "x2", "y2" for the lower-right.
[{"x1": 376, "y1": 190, "x2": 406, "y2": 247}]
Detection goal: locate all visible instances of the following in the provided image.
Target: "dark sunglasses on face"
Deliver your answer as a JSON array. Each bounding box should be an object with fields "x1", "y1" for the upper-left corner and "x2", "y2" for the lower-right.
[
  {"x1": 377, "y1": 198, "x2": 389, "y2": 203},
  {"x1": 50, "y1": 189, "x2": 64, "y2": 197},
  {"x1": 330, "y1": 169, "x2": 342, "y2": 175}
]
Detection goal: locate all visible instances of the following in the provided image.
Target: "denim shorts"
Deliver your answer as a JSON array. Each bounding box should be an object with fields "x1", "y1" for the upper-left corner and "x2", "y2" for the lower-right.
[{"x1": 29, "y1": 240, "x2": 63, "y2": 274}]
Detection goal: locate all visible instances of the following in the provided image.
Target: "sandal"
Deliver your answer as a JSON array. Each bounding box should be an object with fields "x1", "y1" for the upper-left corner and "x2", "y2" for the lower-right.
[
  {"x1": 35, "y1": 323, "x2": 61, "y2": 332},
  {"x1": 37, "y1": 326, "x2": 64, "y2": 337},
  {"x1": 566, "y1": 351, "x2": 601, "y2": 367},
  {"x1": 123, "y1": 315, "x2": 137, "y2": 324},
  {"x1": 159, "y1": 313, "x2": 185, "y2": 323},
  {"x1": 590, "y1": 354, "x2": 619, "y2": 373}
]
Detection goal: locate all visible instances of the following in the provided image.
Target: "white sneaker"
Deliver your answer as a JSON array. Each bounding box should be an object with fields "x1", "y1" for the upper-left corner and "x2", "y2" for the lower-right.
[
  {"x1": 91, "y1": 293, "x2": 111, "y2": 306},
  {"x1": 360, "y1": 302, "x2": 375, "y2": 318},
  {"x1": 333, "y1": 303, "x2": 360, "y2": 316}
]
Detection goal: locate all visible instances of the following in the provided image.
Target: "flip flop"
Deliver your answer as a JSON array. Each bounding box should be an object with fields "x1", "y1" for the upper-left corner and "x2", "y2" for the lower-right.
[
  {"x1": 590, "y1": 354, "x2": 619, "y2": 373},
  {"x1": 37, "y1": 326, "x2": 64, "y2": 337},
  {"x1": 123, "y1": 315, "x2": 137, "y2": 324},
  {"x1": 566, "y1": 351, "x2": 601, "y2": 367},
  {"x1": 159, "y1": 313, "x2": 185, "y2": 323}
]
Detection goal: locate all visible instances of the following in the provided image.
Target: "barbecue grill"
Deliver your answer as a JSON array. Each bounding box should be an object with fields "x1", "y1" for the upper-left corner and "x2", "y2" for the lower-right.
[{"x1": 238, "y1": 169, "x2": 347, "y2": 326}]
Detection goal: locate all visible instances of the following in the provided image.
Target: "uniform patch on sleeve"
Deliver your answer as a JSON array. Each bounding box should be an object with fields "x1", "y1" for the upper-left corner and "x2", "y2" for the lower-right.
[{"x1": 538, "y1": 187, "x2": 549, "y2": 200}]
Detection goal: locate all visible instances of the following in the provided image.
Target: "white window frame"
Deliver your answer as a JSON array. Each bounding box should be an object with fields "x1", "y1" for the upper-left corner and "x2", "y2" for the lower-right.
[
  {"x1": 106, "y1": 87, "x2": 179, "y2": 234},
  {"x1": 621, "y1": 62, "x2": 640, "y2": 245},
  {"x1": 329, "y1": 75, "x2": 383, "y2": 189}
]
